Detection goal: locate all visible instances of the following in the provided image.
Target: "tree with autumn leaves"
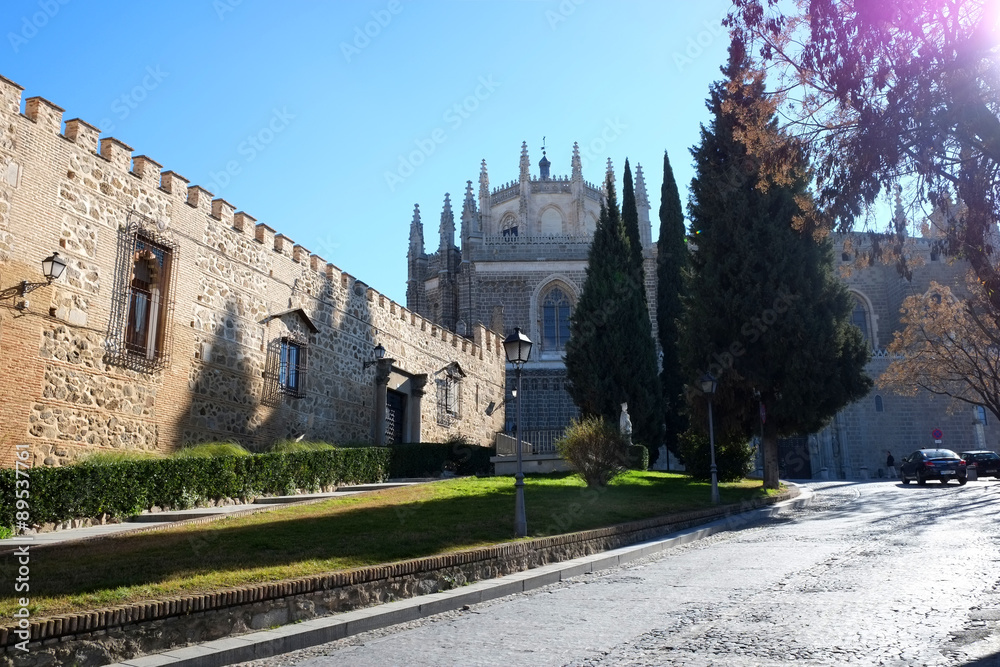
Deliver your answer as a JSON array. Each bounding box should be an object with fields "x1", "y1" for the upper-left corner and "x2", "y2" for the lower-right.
[{"x1": 880, "y1": 273, "x2": 1000, "y2": 420}]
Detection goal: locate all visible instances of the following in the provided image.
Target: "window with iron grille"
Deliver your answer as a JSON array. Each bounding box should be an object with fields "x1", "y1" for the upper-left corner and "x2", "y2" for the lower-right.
[
  {"x1": 106, "y1": 212, "x2": 178, "y2": 372},
  {"x1": 436, "y1": 373, "x2": 462, "y2": 426},
  {"x1": 277, "y1": 336, "x2": 307, "y2": 397}
]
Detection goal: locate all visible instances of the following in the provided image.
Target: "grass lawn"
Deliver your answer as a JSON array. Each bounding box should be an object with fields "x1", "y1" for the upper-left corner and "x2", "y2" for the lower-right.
[{"x1": 1, "y1": 472, "x2": 777, "y2": 618}]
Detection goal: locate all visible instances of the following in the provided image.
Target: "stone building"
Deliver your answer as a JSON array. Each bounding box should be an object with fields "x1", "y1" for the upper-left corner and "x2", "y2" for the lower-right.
[
  {"x1": 805, "y1": 230, "x2": 1000, "y2": 479},
  {"x1": 407, "y1": 142, "x2": 658, "y2": 451},
  {"x1": 0, "y1": 74, "x2": 506, "y2": 468},
  {"x1": 409, "y1": 143, "x2": 999, "y2": 479}
]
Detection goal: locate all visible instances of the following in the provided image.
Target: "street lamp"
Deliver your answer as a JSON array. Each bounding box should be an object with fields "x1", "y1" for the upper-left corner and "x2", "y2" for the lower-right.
[
  {"x1": 362, "y1": 342, "x2": 386, "y2": 369},
  {"x1": 700, "y1": 372, "x2": 720, "y2": 504},
  {"x1": 0, "y1": 252, "x2": 67, "y2": 310},
  {"x1": 503, "y1": 326, "x2": 532, "y2": 537}
]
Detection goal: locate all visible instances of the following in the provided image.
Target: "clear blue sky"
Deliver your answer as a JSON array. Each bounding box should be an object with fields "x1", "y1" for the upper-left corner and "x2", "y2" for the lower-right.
[{"x1": 2, "y1": 0, "x2": 733, "y2": 303}]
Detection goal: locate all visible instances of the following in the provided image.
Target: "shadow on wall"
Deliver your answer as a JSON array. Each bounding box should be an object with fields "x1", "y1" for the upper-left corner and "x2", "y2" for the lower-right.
[{"x1": 175, "y1": 273, "x2": 382, "y2": 451}]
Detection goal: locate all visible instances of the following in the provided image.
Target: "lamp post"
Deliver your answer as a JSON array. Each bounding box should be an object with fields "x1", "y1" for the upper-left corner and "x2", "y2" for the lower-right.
[
  {"x1": 700, "y1": 372, "x2": 720, "y2": 504},
  {"x1": 503, "y1": 327, "x2": 532, "y2": 538}
]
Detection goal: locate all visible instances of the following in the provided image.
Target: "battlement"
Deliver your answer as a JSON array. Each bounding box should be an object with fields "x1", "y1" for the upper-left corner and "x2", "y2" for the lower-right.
[{"x1": 0, "y1": 72, "x2": 503, "y2": 365}]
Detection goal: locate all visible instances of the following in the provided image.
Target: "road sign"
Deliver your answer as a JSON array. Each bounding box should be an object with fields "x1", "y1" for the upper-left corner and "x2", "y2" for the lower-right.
[{"x1": 932, "y1": 428, "x2": 943, "y2": 440}]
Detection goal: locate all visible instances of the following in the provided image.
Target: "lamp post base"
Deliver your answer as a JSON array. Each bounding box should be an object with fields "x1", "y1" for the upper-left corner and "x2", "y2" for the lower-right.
[{"x1": 514, "y1": 475, "x2": 526, "y2": 537}]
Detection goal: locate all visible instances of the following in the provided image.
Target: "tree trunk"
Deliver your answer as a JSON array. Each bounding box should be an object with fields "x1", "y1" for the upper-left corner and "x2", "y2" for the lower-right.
[{"x1": 762, "y1": 422, "x2": 780, "y2": 490}]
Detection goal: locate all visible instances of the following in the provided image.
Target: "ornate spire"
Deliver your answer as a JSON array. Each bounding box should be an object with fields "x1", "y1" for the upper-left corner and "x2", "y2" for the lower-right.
[
  {"x1": 571, "y1": 142, "x2": 582, "y2": 181},
  {"x1": 605, "y1": 157, "x2": 615, "y2": 183},
  {"x1": 635, "y1": 163, "x2": 649, "y2": 207},
  {"x1": 464, "y1": 180, "x2": 476, "y2": 212},
  {"x1": 519, "y1": 141, "x2": 530, "y2": 182},
  {"x1": 479, "y1": 159, "x2": 490, "y2": 201},
  {"x1": 439, "y1": 193, "x2": 455, "y2": 252},
  {"x1": 538, "y1": 137, "x2": 551, "y2": 180},
  {"x1": 409, "y1": 203, "x2": 424, "y2": 253}
]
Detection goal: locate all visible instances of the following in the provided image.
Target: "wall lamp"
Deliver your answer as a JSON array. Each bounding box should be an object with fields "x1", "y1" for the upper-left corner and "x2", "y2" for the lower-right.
[
  {"x1": 0, "y1": 252, "x2": 67, "y2": 311},
  {"x1": 362, "y1": 343, "x2": 386, "y2": 369}
]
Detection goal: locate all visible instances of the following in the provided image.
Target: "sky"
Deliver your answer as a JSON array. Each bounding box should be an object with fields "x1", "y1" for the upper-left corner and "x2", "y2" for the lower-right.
[{"x1": 2, "y1": 0, "x2": 735, "y2": 303}]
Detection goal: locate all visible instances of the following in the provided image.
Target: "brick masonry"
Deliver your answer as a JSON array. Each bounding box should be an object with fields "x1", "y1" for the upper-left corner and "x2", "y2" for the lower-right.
[{"x1": 0, "y1": 74, "x2": 506, "y2": 468}]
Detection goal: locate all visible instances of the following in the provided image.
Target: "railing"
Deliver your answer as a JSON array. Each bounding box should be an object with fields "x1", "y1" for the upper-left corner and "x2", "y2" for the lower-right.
[
  {"x1": 495, "y1": 430, "x2": 563, "y2": 456},
  {"x1": 482, "y1": 235, "x2": 593, "y2": 246}
]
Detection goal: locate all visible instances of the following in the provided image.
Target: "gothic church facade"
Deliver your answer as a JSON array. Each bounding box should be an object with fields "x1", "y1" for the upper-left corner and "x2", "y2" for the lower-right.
[{"x1": 406, "y1": 143, "x2": 658, "y2": 450}]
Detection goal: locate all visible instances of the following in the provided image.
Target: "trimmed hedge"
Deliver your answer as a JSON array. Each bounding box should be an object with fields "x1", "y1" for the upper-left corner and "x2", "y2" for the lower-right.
[
  {"x1": 388, "y1": 442, "x2": 494, "y2": 478},
  {"x1": 627, "y1": 444, "x2": 649, "y2": 471},
  {"x1": 0, "y1": 448, "x2": 391, "y2": 529}
]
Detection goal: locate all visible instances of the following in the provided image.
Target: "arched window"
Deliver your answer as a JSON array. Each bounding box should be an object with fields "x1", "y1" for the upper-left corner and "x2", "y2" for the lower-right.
[
  {"x1": 851, "y1": 297, "x2": 869, "y2": 344},
  {"x1": 874, "y1": 395, "x2": 884, "y2": 413},
  {"x1": 542, "y1": 286, "x2": 572, "y2": 351},
  {"x1": 500, "y1": 213, "x2": 518, "y2": 240},
  {"x1": 976, "y1": 405, "x2": 987, "y2": 425},
  {"x1": 539, "y1": 207, "x2": 563, "y2": 235}
]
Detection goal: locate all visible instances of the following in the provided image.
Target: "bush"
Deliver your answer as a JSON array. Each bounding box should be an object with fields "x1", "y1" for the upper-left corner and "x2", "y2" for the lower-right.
[
  {"x1": 627, "y1": 444, "x2": 649, "y2": 471},
  {"x1": 171, "y1": 442, "x2": 251, "y2": 458},
  {"x1": 75, "y1": 450, "x2": 163, "y2": 466},
  {"x1": 387, "y1": 440, "x2": 493, "y2": 478},
  {"x1": 677, "y1": 429, "x2": 754, "y2": 482},
  {"x1": 556, "y1": 416, "x2": 629, "y2": 487},
  {"x1": 270, "y1": 440, "x2": 337, "y2": 453},
  {"x1": 0, "y1": 447, "x2": 392, "y2": 530}
]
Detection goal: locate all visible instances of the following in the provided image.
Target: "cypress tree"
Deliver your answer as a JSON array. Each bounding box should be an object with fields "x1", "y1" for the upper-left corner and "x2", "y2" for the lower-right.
[
  {"x1": 681, "y1": 43, "x2": 872, "y2": 489},
  {"x1": 656, "y1": 151, "x2": 688, "y2": 461},
  {"x1": 621, "y1": 159, "x2": 645, "y2": 275},
  {"x1": 566, "y1": 172, "x2": 664, "y2": 456}
]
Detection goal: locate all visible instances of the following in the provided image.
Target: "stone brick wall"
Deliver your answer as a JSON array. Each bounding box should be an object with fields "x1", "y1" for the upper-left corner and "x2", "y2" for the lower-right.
[{"x1": 0, "y1": 74, "x2": 506, "y2": 467}]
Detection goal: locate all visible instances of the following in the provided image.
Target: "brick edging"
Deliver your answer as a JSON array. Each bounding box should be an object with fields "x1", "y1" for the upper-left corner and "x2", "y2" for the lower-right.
[{"x1": 0, "y1": 488, "x2": 796, "y2": 650}]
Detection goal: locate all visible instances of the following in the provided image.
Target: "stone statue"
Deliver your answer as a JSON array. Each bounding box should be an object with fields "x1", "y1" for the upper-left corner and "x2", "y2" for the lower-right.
[{"x1": 620, "y1": 402, "x2": 632, "y2": 445}]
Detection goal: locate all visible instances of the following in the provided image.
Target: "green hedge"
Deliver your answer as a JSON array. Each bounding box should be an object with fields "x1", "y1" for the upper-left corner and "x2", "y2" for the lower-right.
[
  {"x1": 388, "y1": 442, "x2": 494, "y2": 478},
  {"x1": 0, "y1": 448, "x2": 391, "y2": 529}
]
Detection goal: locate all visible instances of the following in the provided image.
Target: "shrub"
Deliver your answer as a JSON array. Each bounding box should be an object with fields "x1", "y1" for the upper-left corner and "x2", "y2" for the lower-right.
[
  {"x1": 627, "y1": 444, "x2": 649, "y2": 471},
  {"x1": 74, "y1": 450, "x2": 163, "y2": 466},
  {"x1": 0, "y1": 447, "x2": 392, "y2": 531},
  {"x1": 556, "y1": 417, "x2": 629, "y2": 487},
  {"x1": 270, "y1": 440, "x2": 337, "y2": 453},
  {"x1": 171, "y1": 442, "x2": 251, "y2": 458},
  {"x1": 387, "y1": 441, "x2": 493, "y2": 478},
  {"x1": 677, "y1": 428, "x2": 754, "y2": 482}
]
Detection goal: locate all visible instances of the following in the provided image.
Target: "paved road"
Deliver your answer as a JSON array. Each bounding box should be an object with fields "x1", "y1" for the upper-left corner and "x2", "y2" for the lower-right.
[{"x1": 239, "y1": 480, "x2": 1000, "y2": 667}]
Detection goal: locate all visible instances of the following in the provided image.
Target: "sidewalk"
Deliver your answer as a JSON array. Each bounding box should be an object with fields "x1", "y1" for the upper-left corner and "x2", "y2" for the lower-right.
[
  {"x1": 105, "y1": 485, "x2": 813, "y2": 667},
  {"x1": 0, "y1": 481, "x2": 430, "y2": 555}
]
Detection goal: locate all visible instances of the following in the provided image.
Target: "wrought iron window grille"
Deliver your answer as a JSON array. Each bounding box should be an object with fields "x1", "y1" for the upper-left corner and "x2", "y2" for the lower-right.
[{"x1": 105, "y1": 211, "x2": 178, "y2": 372}]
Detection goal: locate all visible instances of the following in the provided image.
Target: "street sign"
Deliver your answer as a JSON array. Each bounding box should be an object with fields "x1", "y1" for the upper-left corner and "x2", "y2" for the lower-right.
[{"x1": 932, "y1": 428, "x2": 943, "y2": 440}]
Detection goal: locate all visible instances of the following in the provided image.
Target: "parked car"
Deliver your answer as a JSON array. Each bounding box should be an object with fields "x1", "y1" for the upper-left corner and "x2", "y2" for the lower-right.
[
  {"x1": 900, "y1": 449, "x2": 968, "y2": 485},
  {"x1": 958, "y1": 450, "x2": 1000, "y2": 480}
]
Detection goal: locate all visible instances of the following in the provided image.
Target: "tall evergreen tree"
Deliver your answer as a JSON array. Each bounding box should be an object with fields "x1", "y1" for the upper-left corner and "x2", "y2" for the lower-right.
[
  {"x1": 681, "y1": 43, "x2": 872, "y2": 489},
  {"x1": 656, "y1": 151, "x2": 688, "y2": 459},
  {"x1": 621, "y1": 159, "x2": 645, "y2": 274},
  {"x1": 566, "y1": 173, "x2": 664, "y2": 455}
]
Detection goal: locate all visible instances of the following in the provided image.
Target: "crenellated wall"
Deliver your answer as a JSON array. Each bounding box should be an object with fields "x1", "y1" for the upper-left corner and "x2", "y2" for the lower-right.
[{"x1": 0, "y1": 74, "x2": 506, "y2": 467}]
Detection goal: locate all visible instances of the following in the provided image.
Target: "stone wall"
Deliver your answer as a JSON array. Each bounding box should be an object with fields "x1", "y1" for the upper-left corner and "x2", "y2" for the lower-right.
[{"x1": 0, "y1": 74, "x2": 506, "y2": 467}]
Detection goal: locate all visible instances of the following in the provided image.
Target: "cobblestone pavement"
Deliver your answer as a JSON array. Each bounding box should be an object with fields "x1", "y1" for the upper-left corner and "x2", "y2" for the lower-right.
[{"x1": 238, "y1": 480, "x2": 1000, "y2": 667}]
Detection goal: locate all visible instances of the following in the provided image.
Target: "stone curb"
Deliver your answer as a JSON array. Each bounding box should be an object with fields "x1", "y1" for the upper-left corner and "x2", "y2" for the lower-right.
[{"x1": 102, "y1": 486, "x2": 811, "y2": 667}]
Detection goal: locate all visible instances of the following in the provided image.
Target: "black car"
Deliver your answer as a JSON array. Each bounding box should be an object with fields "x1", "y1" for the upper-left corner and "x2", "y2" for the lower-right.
[
  {"x1": 958, "y1": 450, "x2": 1000, "y2": 480},
  {"x1": 900, "y1": 449, "x2": 968, "y2": 485}
]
